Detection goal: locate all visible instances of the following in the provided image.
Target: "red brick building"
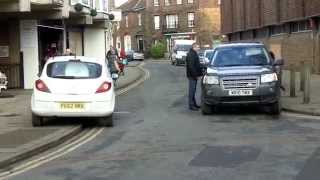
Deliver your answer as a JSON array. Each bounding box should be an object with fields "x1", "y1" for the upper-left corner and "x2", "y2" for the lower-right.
[
  {"x1": 221, "y1": 0, "x2": 320, "y2": 73},
  {"x1": 114, "y1": 0, "x2": 220, "y2": 55}
]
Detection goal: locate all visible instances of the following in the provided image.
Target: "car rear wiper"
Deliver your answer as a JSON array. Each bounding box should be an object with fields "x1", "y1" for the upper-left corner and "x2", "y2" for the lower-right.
[{"x1": 52, "y1": 75, "x2": 77, "y2": 79}]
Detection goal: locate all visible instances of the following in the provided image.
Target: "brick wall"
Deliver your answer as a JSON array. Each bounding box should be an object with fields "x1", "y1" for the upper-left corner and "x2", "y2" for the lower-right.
[
  {"x1": 305, "y1": 0, "x2": 320, "y2": 17},
  {"x1": 261, "y1": 0, "x2": 279, "y2": 26},
  {"x1": 232, "y1": 0, "x2": 245, "y2": 32},
  {"x1": 221, "y1": 0, "x2": 232, "y2": 33},
  {"x1": 280, "y1": 0, "x2": 304, "y2": 23},
  {"x1": 245, "y1": 0, "x2": 260, "y2": 30}
]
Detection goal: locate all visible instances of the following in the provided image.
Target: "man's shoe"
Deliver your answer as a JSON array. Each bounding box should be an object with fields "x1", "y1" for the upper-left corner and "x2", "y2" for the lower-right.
[
  {"x1": 194, "y1": 104, "x2": 201, "y2": 108},
  {"x1": 189, "y1": 106, "x2": 199, "y2": 111}
]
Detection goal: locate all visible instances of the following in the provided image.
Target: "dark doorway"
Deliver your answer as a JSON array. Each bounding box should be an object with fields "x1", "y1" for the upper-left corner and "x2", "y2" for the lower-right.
[
  {"x1": 137, "y1": 36, "x2": 144, "y2": 52},
  {"x1": 38, "y1": 21, "x2": 64, "y2": 72}
]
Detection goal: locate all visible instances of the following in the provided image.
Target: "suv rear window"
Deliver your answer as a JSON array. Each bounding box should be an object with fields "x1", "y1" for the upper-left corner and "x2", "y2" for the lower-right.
[
  {"x1": 211, "y1": 46, "x2": 271, "y2": 67},
  {"x1": 47, "y1": 61, "x2": 102, "y2": 79}
]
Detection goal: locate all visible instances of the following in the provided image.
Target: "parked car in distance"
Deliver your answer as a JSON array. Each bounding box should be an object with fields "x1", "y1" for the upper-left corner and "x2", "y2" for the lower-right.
[
  {"x1": 171, "y1": 39, "x2": 195, "y2": 66},
  {"x1": 126, "y1": 50, "x2": 144, "y2": 61},
  {"x1": 133, "y1": 51, "x2": 144, "y2": 61},
  {"x1": 31, "y1": 56, "x2": 115, "y2": 127},
  {"x1": 201, "y1": 43, "x2": 284, "y2": 115}
]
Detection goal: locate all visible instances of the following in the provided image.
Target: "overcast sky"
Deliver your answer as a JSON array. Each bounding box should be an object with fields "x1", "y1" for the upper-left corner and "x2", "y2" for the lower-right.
[{"x1": 115, "y1": 0, "x2": 128, "y2": 7}]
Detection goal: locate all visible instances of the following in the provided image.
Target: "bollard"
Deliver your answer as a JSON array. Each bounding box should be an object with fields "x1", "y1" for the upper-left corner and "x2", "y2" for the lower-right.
[
  {"x1": 300, "y1": 61, "x2": 305, "y2": 91},
  {"x1": 303, "y1": 63, "x2": 311, "y2": 104},
  {"x1": 290, "y1": 64, "x2": 296, "y2": 97}
]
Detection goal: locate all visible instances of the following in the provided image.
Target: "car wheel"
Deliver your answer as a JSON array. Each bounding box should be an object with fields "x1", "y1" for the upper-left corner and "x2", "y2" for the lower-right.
[
  {"x1": 97, "y1": 115, "x2": 113, "y2": 127},
  {"x1": 32, "y1": 113, "x2": 43, "y2": 127},
  {"x1": 269, "y1": 100, "x2": 281, "y2": 115},
  {"x1": 201, "y1": 95, "x2": 213, "y2": 115}
]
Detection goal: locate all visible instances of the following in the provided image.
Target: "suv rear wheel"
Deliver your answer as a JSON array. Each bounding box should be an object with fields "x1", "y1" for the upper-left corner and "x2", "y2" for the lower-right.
[{"x1": 32, "y1": 113, "x2": 43, "y2": 127}]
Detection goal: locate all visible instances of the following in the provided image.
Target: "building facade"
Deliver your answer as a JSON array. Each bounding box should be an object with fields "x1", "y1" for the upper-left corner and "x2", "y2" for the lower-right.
[
  {"x1": 0, "y1": 0, "x2": 119, "y2": 89},
  {"x1": 114, "y1": 0, "x2": 221, "y2": 55},
  {"x1": 221, "y1": 0, "x2": 320, "y2": 73}
]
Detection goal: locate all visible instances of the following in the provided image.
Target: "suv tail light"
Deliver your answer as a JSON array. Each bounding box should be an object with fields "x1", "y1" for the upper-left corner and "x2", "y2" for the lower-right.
[
  {"x1": 35, "y1": 80, "x2": 51, "y2": 93},
  {"x1": 96, "y1": 82, "x2": 112, "y2": 93}
]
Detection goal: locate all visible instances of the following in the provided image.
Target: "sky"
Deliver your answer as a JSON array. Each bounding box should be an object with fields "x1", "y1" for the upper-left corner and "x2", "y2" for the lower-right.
[{"x1": 115, "y1": 0, "x2": 128, "y2": 7}]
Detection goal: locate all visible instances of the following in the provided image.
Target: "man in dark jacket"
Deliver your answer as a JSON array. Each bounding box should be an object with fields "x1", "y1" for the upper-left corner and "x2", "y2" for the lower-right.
[{"x1": 186, "y1": 43, "x2": 202, "y2": 111}]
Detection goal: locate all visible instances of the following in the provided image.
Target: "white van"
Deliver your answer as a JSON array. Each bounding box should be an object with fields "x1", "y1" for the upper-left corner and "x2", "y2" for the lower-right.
[{"x1": 170, "y1": 40, "x2": 195, "y2": 66}]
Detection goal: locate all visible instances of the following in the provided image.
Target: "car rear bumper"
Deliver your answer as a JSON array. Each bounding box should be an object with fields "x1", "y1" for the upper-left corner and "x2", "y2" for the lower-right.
[
  {"x1": 31, "y1": 97, "x2": 115, "y2": 117},
  {"x1": 202, "y1": 83, "x2": 280, "y2": 106}
]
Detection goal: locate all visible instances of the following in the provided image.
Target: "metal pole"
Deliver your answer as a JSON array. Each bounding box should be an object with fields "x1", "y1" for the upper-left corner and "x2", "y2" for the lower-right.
[
  {"x1": 303, "y1": 63, "x2": 311, "y2": 104},
  {"x1": 300, "y1": 61, "x2": 305, "y2": 91},
  {"x1": 290, "y1": 64, "x2": 296, "y2": 97}
]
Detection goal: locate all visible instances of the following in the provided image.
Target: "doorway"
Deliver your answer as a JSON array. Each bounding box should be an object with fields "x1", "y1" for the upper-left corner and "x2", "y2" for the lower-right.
[{"x1": 38, "y1": 22, "x2": 64, "y2": 71}]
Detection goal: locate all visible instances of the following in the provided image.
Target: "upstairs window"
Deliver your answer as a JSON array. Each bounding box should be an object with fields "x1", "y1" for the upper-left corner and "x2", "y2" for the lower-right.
[
  {"x1": 154, "y1": 0, "x2": 159, "y2": 6},
  {"x1": 177, "y1": 0, "x2": 182, "y2": 4},
  {"x1": 188, "y1": 12, "x2": 195, "y2": 27},
  {"x1": 125, "y1": 15, "x2": 128, "y2": 28},
  {"x1": 71, "y1": 0, "x2": 90, "y2": 7},
  {"x1": 165, "y1": 0, "x2": 170, "y2": 6},
  {"x1": 154, "y1": 16, "x2": 160, "y2": 30},
  {"x1": 166, "y1": 15, "x2": 178, "y2": 28},
  {"x1": 138, "y1": 13, "x2": 142, "y2": 26},
  {"x1": 187, "y1": 0, "x2": 194, "y2": 4}
]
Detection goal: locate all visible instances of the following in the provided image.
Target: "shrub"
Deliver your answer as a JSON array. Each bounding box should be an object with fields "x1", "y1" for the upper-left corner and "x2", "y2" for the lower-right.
[{"x1": 150, "y1": 42, "x2": 166, "y2": 59}]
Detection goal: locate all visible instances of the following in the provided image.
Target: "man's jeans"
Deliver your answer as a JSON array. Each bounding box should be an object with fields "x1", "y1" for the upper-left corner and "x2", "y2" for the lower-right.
[{"x1": 188, "y1": 78, "x2": 198, "y2": 107}]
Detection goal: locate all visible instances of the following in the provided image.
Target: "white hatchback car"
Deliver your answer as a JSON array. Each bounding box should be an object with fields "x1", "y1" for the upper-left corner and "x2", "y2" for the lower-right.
[{"x1": 31, "y1": 56, "x2": 115, "y2": 127}]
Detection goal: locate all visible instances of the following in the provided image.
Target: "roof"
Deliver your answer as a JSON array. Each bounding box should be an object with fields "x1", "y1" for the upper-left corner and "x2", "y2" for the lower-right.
[{"x1": 118, "y1": 0, "x2": 145, "y2": 12}]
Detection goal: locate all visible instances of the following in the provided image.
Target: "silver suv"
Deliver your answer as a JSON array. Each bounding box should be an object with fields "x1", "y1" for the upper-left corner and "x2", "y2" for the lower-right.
[{"x1": 201, "y1": 43, "x2": 284, "y2": 115}]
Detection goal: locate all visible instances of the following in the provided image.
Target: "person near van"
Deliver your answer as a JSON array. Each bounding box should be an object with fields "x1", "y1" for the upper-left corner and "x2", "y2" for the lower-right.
[{"x1": 186, "y1": 43, "x2": 202, "y2": 111}]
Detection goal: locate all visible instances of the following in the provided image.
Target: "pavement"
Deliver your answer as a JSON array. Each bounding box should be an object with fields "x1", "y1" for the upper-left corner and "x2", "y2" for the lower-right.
[
  {"x1": 0, "y1": 62, "x2": 145, "y2": 170},
  {"x1": 281, "y1": 70, "x2": 320, "y2": 116}
]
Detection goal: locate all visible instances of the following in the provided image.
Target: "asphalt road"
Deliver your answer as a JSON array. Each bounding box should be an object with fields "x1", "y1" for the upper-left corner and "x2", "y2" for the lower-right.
[{"x1": 11, "y1": 62, "x2": 320, "y2": 180}]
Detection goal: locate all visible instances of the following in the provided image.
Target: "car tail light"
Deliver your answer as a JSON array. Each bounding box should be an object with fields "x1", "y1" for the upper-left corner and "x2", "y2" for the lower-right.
[
  {"x1": 35, "y1": 79, "x2": 50, "y2": 93},
  {"x1": 96, "y1": 82, "x2": 112, "y2": 93}
]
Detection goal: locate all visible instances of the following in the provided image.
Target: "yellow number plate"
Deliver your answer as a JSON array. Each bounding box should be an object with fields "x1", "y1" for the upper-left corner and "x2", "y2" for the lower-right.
[{"x1": 60, "y1": 103, "x2": 85, "y2": 110}]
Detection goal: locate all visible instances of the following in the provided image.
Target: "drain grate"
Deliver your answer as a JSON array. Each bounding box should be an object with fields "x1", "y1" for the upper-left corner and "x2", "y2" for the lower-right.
[{"x1": 189, "y1": 146, "x2": 261, "y2": 168}]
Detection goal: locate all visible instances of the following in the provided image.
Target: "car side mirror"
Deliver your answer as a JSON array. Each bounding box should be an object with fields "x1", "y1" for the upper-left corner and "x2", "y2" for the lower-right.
[{"x1": 274, "y1": 59, "x2": 284, "y2": 66}]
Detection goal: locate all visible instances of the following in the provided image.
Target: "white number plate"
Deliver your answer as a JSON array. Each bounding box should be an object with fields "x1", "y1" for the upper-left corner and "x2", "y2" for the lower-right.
[{"x1": 228, "y1": 89, "x2": 253, "y2": 96}]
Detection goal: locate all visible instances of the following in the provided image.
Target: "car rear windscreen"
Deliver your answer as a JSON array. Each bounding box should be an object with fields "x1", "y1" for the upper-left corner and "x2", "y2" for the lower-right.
[{"x1": 47, "y1": 61, "x2": 102, "y2": 79}]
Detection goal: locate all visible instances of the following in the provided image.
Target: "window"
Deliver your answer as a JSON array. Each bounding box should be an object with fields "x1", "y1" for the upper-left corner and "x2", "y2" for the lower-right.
[
  {"x1": 154, "y1": 16, "x2": 160, "y2": 30},
  {"x1": 211, "y1": 47, "x2": 271, "y2": 67},
  {"x1": 188, "y1": 12, "x2": 195, "y2": 27},
  {"x1": 125, "y1": 15, "x2": 128, "y2": 28},
  {"x1": 71, "y1": 0, "x2": 90, "y2": 7},
  {"x1": 47, "y1": 61, "x2": 102, "y2": 79},
  {"x1": 177, "y1": 0, "x2": 182, "y2": 4},
  {"x1": 218, "y1": 0, "x2": 221, "y2": 5},
  {"x1": 93, "y1": 0, "x2": 107, "y2": 11},
  {"x1": 166, "y1": 15, "x2": 178, "y2": 28},
  {"x1": 154, "y1": 0, "x2": 159, "y2": 6},
  {"x1": 187, "y1": 0, "x2": 194, "y2": 4},
  {"x1": 290, "y1": 20, "x2": 311, "y2": 33},
  {"x1": 165, "y1": 0, "x2": 170, "y2": 6},
  {"x1": 138, "y1": 13, "x2": 142, "y2": 26}
]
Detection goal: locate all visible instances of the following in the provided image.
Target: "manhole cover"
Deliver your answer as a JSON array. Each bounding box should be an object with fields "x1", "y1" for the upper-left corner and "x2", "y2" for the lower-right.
[
  {"x1": 0, "y1": 129, "x2": 57, "y2": 148},
  {"x1": 189, "y1": 146, "x2": 261, "y2": 168}
]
